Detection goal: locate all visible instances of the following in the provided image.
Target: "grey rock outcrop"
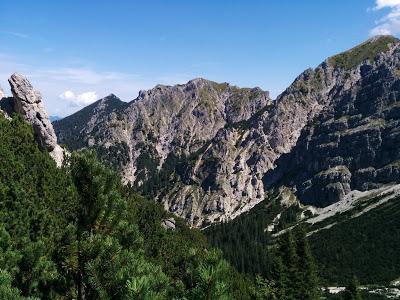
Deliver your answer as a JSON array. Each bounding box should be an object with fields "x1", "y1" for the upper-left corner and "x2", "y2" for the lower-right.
[
  {"x1": 161, "y1": 217, "x2": 176, "y2": 230},
  {"x1": 8, "y1": 73, "x2": 64, "y2": 166}
]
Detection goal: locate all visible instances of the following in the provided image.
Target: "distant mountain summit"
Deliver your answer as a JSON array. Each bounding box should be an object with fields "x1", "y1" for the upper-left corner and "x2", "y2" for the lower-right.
[{"x1": 54, "y1": 35, "x2": 400, "y2": 227}]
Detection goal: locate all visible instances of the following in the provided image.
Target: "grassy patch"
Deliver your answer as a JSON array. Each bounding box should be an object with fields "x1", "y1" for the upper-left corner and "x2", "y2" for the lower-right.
[{"x1": 329, "y1": 36, "x2": 398, "y2": 69}]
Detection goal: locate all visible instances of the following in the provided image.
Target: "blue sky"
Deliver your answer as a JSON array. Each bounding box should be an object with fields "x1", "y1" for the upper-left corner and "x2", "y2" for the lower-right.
[{"x1": 1, "y1": 0, "x2": 399, "y2": 116}]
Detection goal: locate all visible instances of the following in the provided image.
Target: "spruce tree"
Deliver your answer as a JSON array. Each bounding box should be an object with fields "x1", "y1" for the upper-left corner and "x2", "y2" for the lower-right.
[
  {"x1": 268, "y1": 228, "x2": 321, "y2": 300},
  {"x1": 283, "y1": 231, "x2": 301, "y2": 300},
  {"x1": 295, "y1": 227, "x2": 320, "y2": 299},
  {"x1": 271, "y1": 255, "x2": 287, "y2": 300}
]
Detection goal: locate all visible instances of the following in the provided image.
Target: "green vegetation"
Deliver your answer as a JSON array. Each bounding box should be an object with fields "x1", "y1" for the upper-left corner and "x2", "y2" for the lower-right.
[
  {"x1": 94, "y1": 141, "x2": 131, "y2": 171},
  {"x1": 132, "y1": 142, "x2": 221, "y2": 198},
  {"x1": 329, "y1": 36, "x2": 398, "y2": 69},
  {"x1": 207, "y1": 187, "x2": 400, "y2": 287},
  {"x1": 251, "y1": 226, "x2": 321, "y2": 300},
  {"x1": 343, "y1": 277, "x2": 362, "y2": 300},
  {"x1": 309, "y1": 194, "x2": 400, "y2": 285},
  {"x1": 132, "y1": 146, "x2": 160, "y2": 195},
  {"x1": 4, "y1": 111, "x2": 400, "y2": 298},
  {"x1": 0, "y1": 114, "x2": 256, "y2": 299},
  {"x1": 132, "y1": 149, "x2": 191, "y2": 197},
  {"x1": 0, "y1": 115, "x2": 77, "y2": 298},
  {"x1": 206, "y1": 191, "x2": 302, "y2": 276}
]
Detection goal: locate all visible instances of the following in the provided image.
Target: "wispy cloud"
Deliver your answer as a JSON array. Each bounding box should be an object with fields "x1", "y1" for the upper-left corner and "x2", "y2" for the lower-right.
[
  {"x1": 370, "y1": 0, "x2": 400, "y2": 36},
  {"x1": 0, "y1": 53, "x2": 197, "y2": 116},
  {"x1": 0, "y1": 31, "x2": 30, "y2": 39},
  {"x1": 37, "y1": 67, "x2": 138, "y2": 85}
]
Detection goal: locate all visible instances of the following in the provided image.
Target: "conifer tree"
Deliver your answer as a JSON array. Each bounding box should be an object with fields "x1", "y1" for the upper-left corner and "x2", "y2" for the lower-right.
[
  {"x1": 343, "y1": 276, "x2": 362, "y2": 300},
  {"x1": 295, "y1": 227, "x2": 320, "y2": 299},
  {"x1": 252, "y1": 275, "x2": 278, "y2": 300},
  {"x1": 68, "y1": 151, "x2": 169, "y2": 299},
  {"x1": 268, "y1": 228, "x2": 321, "y2": 300},
  {"x1": 0, "y1": 270, "x2": 33, "y2": 300},
  {"x1": 271, "y1": 256, "x2": 287, "y2": 300},
  {"x1": 282, "y1": 231, "x2": 301, "y2": 300}
]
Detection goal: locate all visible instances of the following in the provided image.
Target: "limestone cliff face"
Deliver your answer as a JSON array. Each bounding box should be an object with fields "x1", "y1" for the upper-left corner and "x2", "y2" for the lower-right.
[
  {"x1": 55, "y1": 78, "x2": 272, "y2": 225},
  {"x1": 264, "y1": 35, "x2": 400, "y2": 207},
  {"x1": 54, "y1": 64, "x2": 338, "y2": 226},
  {"x1": 54, "y1": 35, "x2": 400, "y2": 226}
]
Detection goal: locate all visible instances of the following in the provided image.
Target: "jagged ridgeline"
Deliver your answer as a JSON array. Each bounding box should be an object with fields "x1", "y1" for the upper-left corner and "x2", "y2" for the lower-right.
[
  {"x1": 54, "y1": 79, "x2": 275, "y2": 226},
  {"x1": 55, "y1": 35, "x2": 400, "y2": 231}
]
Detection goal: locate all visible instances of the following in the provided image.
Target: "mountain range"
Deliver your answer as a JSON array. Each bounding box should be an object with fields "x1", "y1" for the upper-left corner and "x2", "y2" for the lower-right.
[
  {"x1": 1, "y1": 34, "x2": 400, "y2": 297},
  {"x1": 54, "y1": 35, "x2": 400, "y2": 230}
]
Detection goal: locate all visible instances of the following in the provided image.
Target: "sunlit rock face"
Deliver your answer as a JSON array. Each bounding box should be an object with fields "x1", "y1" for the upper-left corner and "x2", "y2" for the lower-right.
[
  {"x1": 7, "y1": 73, "x2": 64, "y2": 166},
  {"x1": 55, "y1": 36, "x2": 400, "y2": 226},
  {"x1": 265, "y1": 35, "x2": 400, "y2": 207}
]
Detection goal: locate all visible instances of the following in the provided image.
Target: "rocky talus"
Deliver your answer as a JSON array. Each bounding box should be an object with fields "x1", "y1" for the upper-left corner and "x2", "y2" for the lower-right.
[{"x1": 54, "y1": 35, "x2": 400, "y2": 226}]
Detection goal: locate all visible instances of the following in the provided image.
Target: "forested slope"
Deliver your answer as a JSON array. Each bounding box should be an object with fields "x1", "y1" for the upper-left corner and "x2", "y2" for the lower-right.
[{"x1": 0, "y1": 114, "x2": 255, "y2": 299}]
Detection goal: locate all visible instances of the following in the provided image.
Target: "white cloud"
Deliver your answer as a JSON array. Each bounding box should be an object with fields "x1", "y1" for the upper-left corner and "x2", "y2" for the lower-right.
[
  {"x1": 375, "y1": 0, "x2": 400, "y2": 9},
  {"x1": 370, "y1": 0, "x2": 400, "y2": 35},
  {"x1": 59, "y1": 90, "x2": 98, "y2": 107},
  {"x1": 59, "y1": 90, "x2": 75, "y2": 100},
  {"x1": 77, "y1": 91, "x2": 97, "y2": 104}
]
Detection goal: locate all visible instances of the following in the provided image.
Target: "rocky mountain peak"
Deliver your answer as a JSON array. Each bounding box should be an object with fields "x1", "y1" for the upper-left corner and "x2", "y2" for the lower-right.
[
  {"x1": 188, "y1": 77, "x2": 208, "y2": 84},
  {"x1": 186, "y1": 77, "x2": 213, "y2": 87},
  {"x1": 105, "y1": 93, "x2": 119, "y2": 100},
  {"x1": 365, "y1": 34, "x2": 399, "y2": 44},
  {"x1": 327, "y1": 35, "x2": 399, "y2": 70},
  {"x1": 95, "y1": 93, "x2": 123, "y2": 108},
  {"x1": 54, "y1": 36, "x2": 400, "y2": 226},
  {"x1": 55, "y1": 78, "x2": 272, "y2": 225}
]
